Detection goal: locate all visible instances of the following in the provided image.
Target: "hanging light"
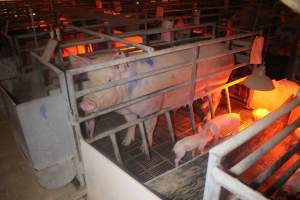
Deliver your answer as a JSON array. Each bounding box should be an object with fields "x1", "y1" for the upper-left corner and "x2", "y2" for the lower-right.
[{"x1": 243, "y1": 65, "x2": 275, "y2": 91}]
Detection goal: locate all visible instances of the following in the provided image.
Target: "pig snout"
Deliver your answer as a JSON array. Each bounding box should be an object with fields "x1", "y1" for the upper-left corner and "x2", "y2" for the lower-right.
[{"x1": 80, "y1": 98, "x2": 98, "y2": 113}]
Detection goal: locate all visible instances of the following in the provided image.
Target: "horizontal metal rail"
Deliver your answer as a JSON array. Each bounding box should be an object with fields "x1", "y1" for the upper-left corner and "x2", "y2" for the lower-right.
[
  {"x1": 60, "y1": 22, "x2": 215, "y2": 49},
  {"x1": 229, "y1": 118, "x2": 300, "y2": 176},
  {"x1": 212, "y1": 167, "x2": 268, "y2": 200},
  {"x1": 67, "y1": 25, "x2": 155, "y2": 53},
  {"x1": 83, "y1": 74, "x2": 248, "y2": 145},
  {"x1": 265, "y1": 158, "x2": 300, "y2": 196},
  {"x1": 30, "y1": 52, "x2": 63, "y2": 75},
  {"x1": 210, "y1": 94, "x2": 300, "y2": 158},
  {"x1": 204, "y1": 91, "x2": 300, "y2": 200},
  {"x1": 68, "y1": 32, "x2": 255, "y2": 75},
  {"x1": 75, "y1": 61, "x2": 192, "y2": 98},
  {"x1": 76, "y1": 61, "x2": 248, "y2": 124},
  {"x1": 78, "y1": 79, "x2": 190, "y2": 123},
  {"x1": 251, "y1": 142, "x2": 300, "y2": 188},
  {"x1": 75, "y1": 46, "x2": 249, "y2": 99}
]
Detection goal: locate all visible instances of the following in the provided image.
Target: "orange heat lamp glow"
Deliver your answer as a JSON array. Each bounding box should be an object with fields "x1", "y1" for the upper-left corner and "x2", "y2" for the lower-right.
[
  {"x1": 62, "y1": 44, "x2": 93, "y2": 57},
  {"x1": 112, "y1": 30, "x2": 143, "y2": 48},
  {"x1": 252, "y1": 108, "x2": 270, "y2": 121},
  {"x1": 293, "y1": 128, "x2": 300, "y2": 139}
]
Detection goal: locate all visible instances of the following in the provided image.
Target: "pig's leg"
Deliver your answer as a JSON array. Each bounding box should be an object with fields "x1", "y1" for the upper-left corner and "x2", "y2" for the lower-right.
[
  {"x1": 144, "y1": 117, "x2": 158, "y2": 146},
  {"x1": 118, "y1": 109, "x2": 138, "y2": 146},
  {"x1": 85, "y1": 119, "x2": 95, "y2": 138},
  {"x1": 212, "y1": 92, "x2": 222, "y2": 114},
  {"x1": 175, "y1": 150, "x2": 185, "y2": 167},
  {"x1": 205, "y1": 92, "x2": 222, "y2": 120}
]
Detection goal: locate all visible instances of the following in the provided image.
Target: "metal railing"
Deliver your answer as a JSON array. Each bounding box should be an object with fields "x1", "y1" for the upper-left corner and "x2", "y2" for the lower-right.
[
  {"x1": 203, "y1": 91, "x2": 300, "y2": 200},
  {"x1": 64, "y1": 32, "x2": 256, "y2": 165}
]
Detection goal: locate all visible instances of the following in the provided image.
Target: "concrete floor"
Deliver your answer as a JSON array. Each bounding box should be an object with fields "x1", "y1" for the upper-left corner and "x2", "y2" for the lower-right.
[{"x1": 0, "y1": 120, "x2": 84, "y2": 200}]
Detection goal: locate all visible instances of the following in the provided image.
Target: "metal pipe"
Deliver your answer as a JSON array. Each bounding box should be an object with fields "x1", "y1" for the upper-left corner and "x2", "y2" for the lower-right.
[
  {"x1": 229, "y1": 118, "x2": 300, "y2": 176},
  {"x1": 225, "y1": 87, "x2": 232, "y2": 113},
  {"x1": 210, "y1": 91, "x2": 300, "y2": 157},
  {"x1": 110, "y1": 133, "x2": 123, "y2": 165},
  {"x1": 212, "y1": 167, "x2": 268, "y2": 200},
  {"x1": 165, "y1": 111, "x2": 175, "y2": 142},
  {"x1": 67, "y1": 25, "x2": 155, "y2": 53},
  {"x1": 68, "y1": 32, "x2": 255, "y2": 75},
  {"x1": 265, "y1": 158, "x2": 300, "y2": 196},
  {"x1": 251, "y1": 142, "x2": 300, "y2": 188}
]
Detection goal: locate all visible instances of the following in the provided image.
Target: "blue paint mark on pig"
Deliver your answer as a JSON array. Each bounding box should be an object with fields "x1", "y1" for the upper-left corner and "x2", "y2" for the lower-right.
[{"x1": 40, "y1": 104, "x2": 48, "y2": 120}]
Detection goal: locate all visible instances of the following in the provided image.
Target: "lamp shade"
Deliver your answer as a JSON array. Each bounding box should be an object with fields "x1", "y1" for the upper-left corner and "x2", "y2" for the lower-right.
[{"x1": 243, "y1": 74, "x2": 275, "y2": 91}]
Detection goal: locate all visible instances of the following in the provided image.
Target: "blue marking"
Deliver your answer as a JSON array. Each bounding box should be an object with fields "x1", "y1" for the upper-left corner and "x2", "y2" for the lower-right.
[
  {"x1": 40, "y1": 104, "x2": 47, "y2": 120},
  {"x1": 143, "y1": 58, "x2": 154, "y2": 67},
  {"x1": 128, "y1": 79, "x2": 139, "y2": 94}
]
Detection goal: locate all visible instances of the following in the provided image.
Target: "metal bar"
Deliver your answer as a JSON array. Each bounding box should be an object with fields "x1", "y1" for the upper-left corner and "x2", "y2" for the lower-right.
[
  {"x1": 138, "y1": 122, "x2": 151, "y2": 160},
  {"x1": 165, "y1": 111, "x2": 175, "y2": 142},
  {"x1": 188, "y1": 47, "x2": 198, "y2": 134},
  {"x1": 229, "y1": 118, "x2": 300, "y2": 175},
  {"x1": 265, "y1": 158, "x2": 300, "y2": 196},
  {"x1": 212, "y1": 167, "x2": 268, "y2": 200},
  {"x1": 68, "y1": 32, "x2": 256, "y2": 75},
  {"x1": 85, "y1": 77, "x2": 249, "y2": 144},
  {"x1": 78, "y1": 80, "x2": 190, "y2": 123},
  {"x1": 30, "y1": 52, "x2": 63, "y2": 75},
  {"x1": 110, "y1": 133, "x2": 123, "y2": 165},
  {"x1": 86, "y1": 98, "x2": 189, "y2": 144},
  {"x1": 225, "y1": 87, "x2": 232, "y2": 113},
  {"x1": 76, "y1": 58, "x2": 248, "y2": 101},
  {"x1": 203, "y1": 153, "x2": 223, "y2": 200},
  {"x1": 77, "y1": 62, "x2": 248, "y2": 123},
  {"x1": 207, "y1": 94, "x2": 215, "y2": 119},
  {"x1": 76, "y1": 61, "x2": 192, "y2": 98},
  {"x1": 210, "y1": 91, "x2": 300, "y2": 158},
  {"x1": 251, "y1": 142, "x2": 300, "y2": 188},
  {"x1": 68, "y1": 25, "x2": 154, "y2": 53}
]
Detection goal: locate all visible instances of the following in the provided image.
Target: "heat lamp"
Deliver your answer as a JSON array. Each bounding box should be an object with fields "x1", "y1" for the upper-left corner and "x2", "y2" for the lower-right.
[{"x1": 243, "y1": 65, "x2": 275, "y2": 91}]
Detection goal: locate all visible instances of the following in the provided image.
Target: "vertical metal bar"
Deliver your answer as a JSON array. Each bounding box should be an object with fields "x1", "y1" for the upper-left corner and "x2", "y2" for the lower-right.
[
  {"x1": 203, "y1": 153, "x2": 222, "y2": 200},
  {"x1": 188, "y1": 46, "x2": 198, "y2": 133},
  {"x1": 225, "y1": 87, "x2": 232, "y2": 113},
  {"x1": 208, "y1": 94, "x2": 215, "y2": 118},
  {"x1": 138, "y1": 122, "x2": 151, "y2": 160},
  {"x1": 165, "y1": 111, "x2": 175, "y2": 142},
  {"x1": 65, "y1": 72, "x2": 86, "y2": 186},
  {"x1": 110, "y1": 133, "x2": 123, "y2": 165},
  {"x1": 211, "y1": 23, "x2": 216, "y2": 39}
]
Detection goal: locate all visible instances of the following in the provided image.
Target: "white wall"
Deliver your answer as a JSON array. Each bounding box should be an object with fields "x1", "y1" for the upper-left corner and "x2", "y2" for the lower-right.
[{"x1": 81, "y1": 140, "x2": 162, "y2": 200}]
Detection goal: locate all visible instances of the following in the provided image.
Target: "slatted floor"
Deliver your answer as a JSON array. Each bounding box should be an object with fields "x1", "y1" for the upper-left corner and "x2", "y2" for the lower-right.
[{"x1": 91, "y1": 98, "x2": 254, "y2": 183}]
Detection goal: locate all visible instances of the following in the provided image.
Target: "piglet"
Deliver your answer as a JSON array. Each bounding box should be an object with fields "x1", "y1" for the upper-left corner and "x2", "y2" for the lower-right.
[
  {"x1": 173, "y1": 128, "x2": 213, "y2": 167},
  {"x1": 202, "y1": 113, "x2": 240, "y2": 140}
]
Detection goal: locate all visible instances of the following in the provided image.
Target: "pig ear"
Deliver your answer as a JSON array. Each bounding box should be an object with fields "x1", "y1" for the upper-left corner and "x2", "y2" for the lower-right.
[{"x1": 69, "y1": 53, "x2": 92, "y2": 68}]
